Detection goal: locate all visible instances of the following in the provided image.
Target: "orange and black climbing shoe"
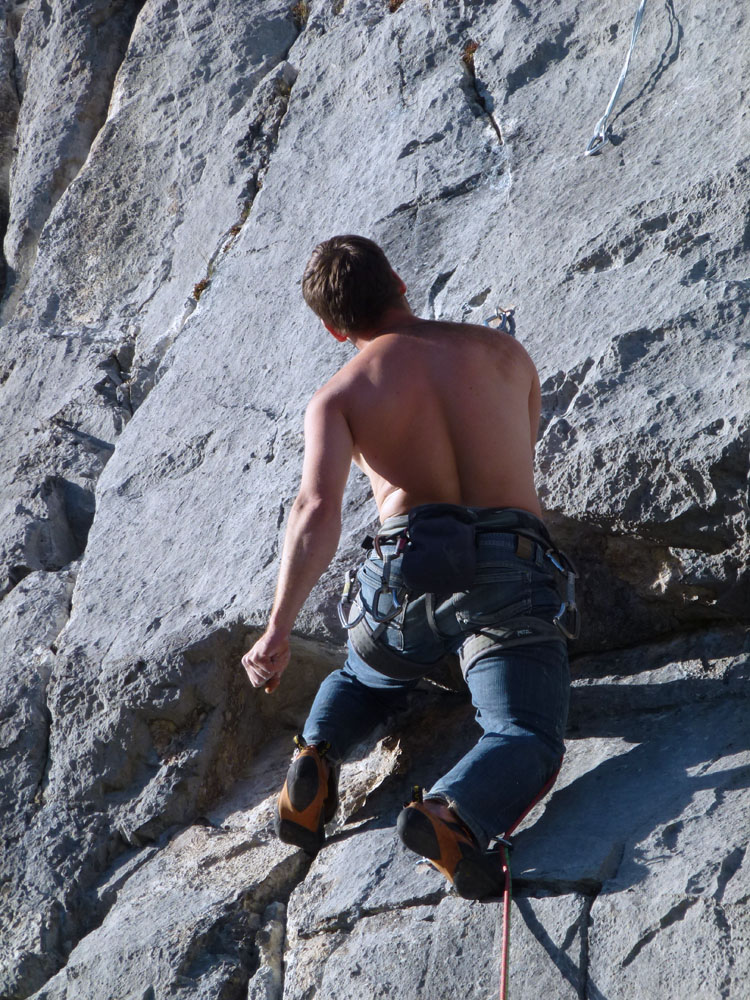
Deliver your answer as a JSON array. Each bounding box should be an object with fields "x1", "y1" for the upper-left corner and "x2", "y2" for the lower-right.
[
  {"x1": 397, "y1": 787, "x2": 505, "y2": 900},
  {"x1": 275, "y1": 736, "x2": 339, "y2": 856}
]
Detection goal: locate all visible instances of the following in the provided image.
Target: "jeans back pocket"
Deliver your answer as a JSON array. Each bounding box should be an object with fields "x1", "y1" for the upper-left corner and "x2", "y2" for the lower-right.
[{"x1": 454, "y1": 571, "x2": 532, "y2": 630}]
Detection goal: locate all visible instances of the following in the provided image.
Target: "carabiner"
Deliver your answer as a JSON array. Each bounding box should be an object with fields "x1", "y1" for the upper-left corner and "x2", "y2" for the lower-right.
[
  {"x1": 337, "y1": 569, "x2": 366, "y2": 629},
  {"x1": 547, "y1": 548, "x2": 581, "y2": 640},
  {"x1": 545, "y1": 549, "x2": 566, "y2": 574}
]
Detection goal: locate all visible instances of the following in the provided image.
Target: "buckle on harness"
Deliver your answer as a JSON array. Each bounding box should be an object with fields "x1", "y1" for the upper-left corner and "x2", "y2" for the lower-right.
[{"x1": 373, "y1": 532, "x2": 407, "y2": 561}]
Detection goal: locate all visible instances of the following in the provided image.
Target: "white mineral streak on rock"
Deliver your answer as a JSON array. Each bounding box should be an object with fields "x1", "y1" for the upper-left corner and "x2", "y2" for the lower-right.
[
  {"x1": 0, "y1": 0, "x2": 748, "y2": 997},
  {"x1": 247, "y1": 901, "x2": 286, "y2": 1000}
]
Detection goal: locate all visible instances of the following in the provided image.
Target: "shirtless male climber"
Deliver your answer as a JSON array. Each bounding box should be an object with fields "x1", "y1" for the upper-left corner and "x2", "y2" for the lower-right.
[{"x1": 241, "y1": 235, "x2": 575, "y2": 899}]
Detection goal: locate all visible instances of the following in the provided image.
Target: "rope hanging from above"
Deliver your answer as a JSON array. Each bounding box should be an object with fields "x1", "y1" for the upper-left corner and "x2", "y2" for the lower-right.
[{"x1": 584, "y1": 0, "x2": 649, "y2": 156}]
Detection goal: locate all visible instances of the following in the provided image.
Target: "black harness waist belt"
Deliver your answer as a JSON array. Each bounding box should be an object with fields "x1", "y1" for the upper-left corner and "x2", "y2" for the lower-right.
[{"x1": 372, "y1": 505, "x2": 555, "y2": 599}]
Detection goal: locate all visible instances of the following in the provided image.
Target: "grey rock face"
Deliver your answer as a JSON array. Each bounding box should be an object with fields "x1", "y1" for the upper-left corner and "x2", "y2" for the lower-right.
[
  {"x1": 0, "y1": 0, "x2": 298, "y2": 600},
  {"x1": 3, "y1": 0, "x2": 143, "y2": 313},
  {"x1": 0, "y1": 3, "x2": 20, "y2": 297},
  {"x1": 25, "y1": 817, "x2": 307, "y2": 1000},
  {"x1": 0, "y1": 568, "x2": 73, "y2": 845},
  {"x1": 0, "y1": 0, "x2": 748, "y2": 998}
]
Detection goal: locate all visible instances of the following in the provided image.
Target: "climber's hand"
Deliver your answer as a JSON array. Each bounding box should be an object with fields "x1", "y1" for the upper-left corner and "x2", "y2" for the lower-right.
[{"x1": 242, "y1": 630, "x2": 290, "y2": 694}]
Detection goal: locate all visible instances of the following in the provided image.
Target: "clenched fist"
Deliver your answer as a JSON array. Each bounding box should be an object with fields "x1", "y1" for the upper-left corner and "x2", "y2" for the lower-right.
[{"x1": 241, "y1": 629, "x2": 290, "y2": 694}]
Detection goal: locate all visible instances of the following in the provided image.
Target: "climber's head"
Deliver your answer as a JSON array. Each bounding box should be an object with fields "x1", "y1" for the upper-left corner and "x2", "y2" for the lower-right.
[{"x1": 302, "y1": 235, "x2": 407, "y2": 341}]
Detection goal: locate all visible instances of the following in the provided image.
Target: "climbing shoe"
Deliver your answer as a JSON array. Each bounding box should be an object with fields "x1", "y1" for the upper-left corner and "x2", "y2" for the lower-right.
[
  {"x1": 397, "y1": 787, "x2": 505, "y2": 900},
  {"x1": 275, "y1": 736, "x2": 339, "y2": 856}
]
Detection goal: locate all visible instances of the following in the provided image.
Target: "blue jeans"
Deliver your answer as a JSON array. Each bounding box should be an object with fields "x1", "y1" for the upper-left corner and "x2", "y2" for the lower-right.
[{"x1": 303, "y1": 510, "x2": 570, "y2": 849}]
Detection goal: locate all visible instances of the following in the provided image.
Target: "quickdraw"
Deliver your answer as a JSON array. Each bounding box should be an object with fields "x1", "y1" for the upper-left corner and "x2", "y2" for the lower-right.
[
  {"x1": 584, "y1": 0, "x2": 649, "y2": 155},
  {"x1": 545, "y1": 547, "x2": 581, "y2": 640},
  {"x1": 336, "y1": 569, "x2": 366, "y2": 629},
  {"x1": 484, "y1": 306, "x2": 516, "y2": 337}
]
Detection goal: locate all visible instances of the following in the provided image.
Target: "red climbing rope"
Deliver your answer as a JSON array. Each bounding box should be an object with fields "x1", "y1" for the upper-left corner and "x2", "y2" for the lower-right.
[
  {"x1": 497, "y1": 762, "x2": 564, "y2": 1000},
  {"x1": 499, "y1": 844, "x2": 512, "y2": 1000}
]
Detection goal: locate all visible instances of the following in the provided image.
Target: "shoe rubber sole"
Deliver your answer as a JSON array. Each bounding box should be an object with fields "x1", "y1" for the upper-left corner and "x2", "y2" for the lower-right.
[
  {"x1": 397, "y1": 805, "x2": 505, "y2": 900},
  {"x1": 274, "y1": 815, "x2": 325, "y2": 856},
  {"x1": 275, "y1": 747, "x2": 336, "y2": 856}
]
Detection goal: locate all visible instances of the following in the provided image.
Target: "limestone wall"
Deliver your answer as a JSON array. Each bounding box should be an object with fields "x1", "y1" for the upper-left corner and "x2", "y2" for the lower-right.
[{"x1": 0, "y1": 1, "x2": 747, "y2": 997}]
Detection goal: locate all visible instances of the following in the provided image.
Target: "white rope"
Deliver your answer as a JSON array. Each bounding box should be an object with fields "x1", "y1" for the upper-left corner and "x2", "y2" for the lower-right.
[{"x1": 584, "y1": 0, "x2": 648, "y2": 156}]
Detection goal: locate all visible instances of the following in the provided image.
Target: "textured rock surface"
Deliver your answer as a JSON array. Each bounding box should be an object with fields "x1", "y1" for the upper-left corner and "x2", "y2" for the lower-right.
[{"x1": 0, "y1": 0, "x2": 748, "y2": 998}]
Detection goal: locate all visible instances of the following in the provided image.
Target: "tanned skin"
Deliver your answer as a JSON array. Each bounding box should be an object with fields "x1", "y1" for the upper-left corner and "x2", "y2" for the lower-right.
[{"x1": 242, "y1": 276, "x2": 542, "y2": 693}]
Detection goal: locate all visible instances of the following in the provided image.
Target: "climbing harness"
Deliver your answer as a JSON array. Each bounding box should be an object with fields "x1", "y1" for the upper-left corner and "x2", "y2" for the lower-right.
[
  {"x1": 337, "y1": 509, "x2": 581, "y2": 656},
  {"x1": 336, "y1": 517, "x2": 579, "y2": 685},
  {"x1": 584, "y1": 0, "x2": 648, "y2": 156}
]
